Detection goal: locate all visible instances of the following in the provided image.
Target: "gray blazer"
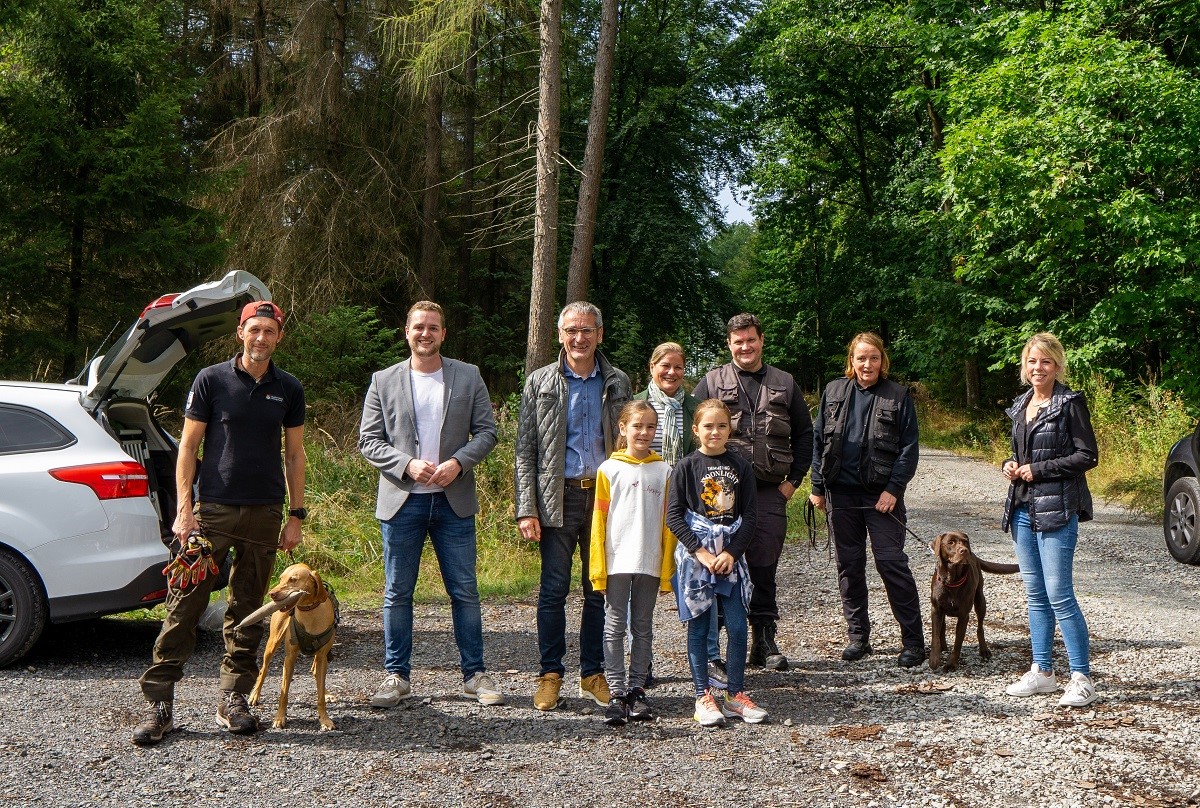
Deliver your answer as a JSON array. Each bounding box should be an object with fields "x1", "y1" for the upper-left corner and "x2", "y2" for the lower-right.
[{"x1": 359, "y1": 357, "x2": 497, "y2": 520}]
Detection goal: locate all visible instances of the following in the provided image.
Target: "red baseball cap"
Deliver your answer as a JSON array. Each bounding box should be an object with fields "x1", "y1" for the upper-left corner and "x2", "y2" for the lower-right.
[{"x1": 240, "y1": 300, "x2": 284, "y2": 328}]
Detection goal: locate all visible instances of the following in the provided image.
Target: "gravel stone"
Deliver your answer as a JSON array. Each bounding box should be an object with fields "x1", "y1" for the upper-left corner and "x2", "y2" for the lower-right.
[{"x1": 2, "y1": 448, "x2": 1198, "y2": 806}]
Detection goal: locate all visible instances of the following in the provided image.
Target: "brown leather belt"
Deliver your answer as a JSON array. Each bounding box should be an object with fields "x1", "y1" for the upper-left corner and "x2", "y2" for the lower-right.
[{"x1": 564, "y1": 478, "x2": 596, "y2": 489}]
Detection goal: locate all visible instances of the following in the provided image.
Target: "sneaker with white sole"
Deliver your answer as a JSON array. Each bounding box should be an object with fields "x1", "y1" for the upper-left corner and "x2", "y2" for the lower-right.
[
  {"x1": 721, "y1": 691, "x2": 768, "y2": 724},
  {"x1": 1005, "y1": 664, "x2": 1058, "y2": 697},
  {"x1": 1058, "y1": 672, "x2": 1097, "y2": 707},
  {"x1": 693, "y1": 691, "x2": 726, "y2": 727},
  {"x1": 462, "y1": 671, "x2": 506, "y2": 706},
  {"x1": 579, "y1": 673, "x2": 611, "y2": 706},
  {"x1": 370, "y1": 673, "x2": 413, "y2": 708}
]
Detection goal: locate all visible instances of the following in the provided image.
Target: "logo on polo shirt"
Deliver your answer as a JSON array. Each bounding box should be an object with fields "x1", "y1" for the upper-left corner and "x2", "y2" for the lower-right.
[{"x1": 265, "y1": 394, "x2": 285, "y2": 404}]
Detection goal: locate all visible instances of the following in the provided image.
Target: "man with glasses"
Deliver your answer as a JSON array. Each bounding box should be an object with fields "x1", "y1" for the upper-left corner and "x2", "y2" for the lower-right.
[{"x1": 515, "y1": 302, "x2": 632, "y2": 710}]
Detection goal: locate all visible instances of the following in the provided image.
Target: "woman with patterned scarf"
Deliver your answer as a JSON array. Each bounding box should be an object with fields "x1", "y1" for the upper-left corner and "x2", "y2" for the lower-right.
[
  {"x1": 634, "y1": 343, "x2": 730, "y2": 689},
  {"x1": 635, "y1": 342, "x2": 697, "y2": 469}
]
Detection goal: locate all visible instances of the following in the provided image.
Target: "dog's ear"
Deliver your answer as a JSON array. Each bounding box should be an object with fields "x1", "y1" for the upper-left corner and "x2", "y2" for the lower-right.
[
  {"x1": 311, "y1": 569, "x2": 326, "y2": 599},
  {"x1": 931, "y1": 533, "x2": 944, "y2": 558}
]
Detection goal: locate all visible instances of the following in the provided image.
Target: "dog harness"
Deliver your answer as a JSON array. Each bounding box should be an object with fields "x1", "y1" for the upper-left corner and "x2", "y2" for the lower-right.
[{"x1": 285, "y1": 585, "x2": 340, "y2": 656}]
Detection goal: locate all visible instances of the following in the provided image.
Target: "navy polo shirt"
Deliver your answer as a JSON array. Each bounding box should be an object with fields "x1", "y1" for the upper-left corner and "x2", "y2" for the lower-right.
[{"x1": 184, "y1": 354, "x2": 306, "y2": 505}]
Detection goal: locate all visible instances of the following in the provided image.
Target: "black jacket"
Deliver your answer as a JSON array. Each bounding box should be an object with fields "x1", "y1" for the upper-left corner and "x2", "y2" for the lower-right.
[{"x1": 1002, "y1": 382, "x2": 1098, "y2": 533}]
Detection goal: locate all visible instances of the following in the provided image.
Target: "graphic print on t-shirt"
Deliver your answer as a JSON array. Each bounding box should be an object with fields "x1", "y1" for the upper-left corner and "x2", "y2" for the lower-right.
[{"x1": 700, "y1": 471, "x2": 736, "y2": 517}]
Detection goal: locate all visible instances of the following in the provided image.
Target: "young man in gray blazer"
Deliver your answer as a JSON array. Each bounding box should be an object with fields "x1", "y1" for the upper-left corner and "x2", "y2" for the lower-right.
[{"x1": 359, "y1": 301, "x2": 502, "y2": 707}]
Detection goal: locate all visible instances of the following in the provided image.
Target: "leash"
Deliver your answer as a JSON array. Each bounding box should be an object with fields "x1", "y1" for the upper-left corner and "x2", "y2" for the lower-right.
[
  {"x1": 806, "y1": 502, "x2": 935, "y2": 558},
  {"x1": 164, "y1": 524, "x2": 295, "y2": 594}
]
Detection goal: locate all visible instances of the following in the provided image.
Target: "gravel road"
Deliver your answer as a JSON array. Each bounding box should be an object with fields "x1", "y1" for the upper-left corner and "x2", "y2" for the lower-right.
[{"x1": 3, "y1": 447, "x2": 1199, "y2": 807}]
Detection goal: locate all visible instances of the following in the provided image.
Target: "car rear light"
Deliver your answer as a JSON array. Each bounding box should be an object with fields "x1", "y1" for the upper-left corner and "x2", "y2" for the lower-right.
[
  {"x1": 142, "y1": 587, "x2": 169, "y2": 603},
  {"x1": 140, "y1": 293, "x2": 180, "y2": 318},
  {"x1": 50, "y1": 461, "x2": 150, "y2": 499}
]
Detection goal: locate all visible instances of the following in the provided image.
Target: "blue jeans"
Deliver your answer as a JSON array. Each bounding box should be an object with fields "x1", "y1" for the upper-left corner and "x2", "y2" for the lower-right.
[
  {"x1": 381, "y1": 492, "x2": 484, "y2": 681},
  {"x1": 1011, "y1": 507, "x2": 1090, "y2": 675},
  {"x1": 537, "y1": 486, "x2": 606, "y2": 677},
  {"x1": 670, "y1": 570, "x2": 722, "y2": 659},
  {"x1": 687, "y1": 581, "x2": 748, "y2": 697}
]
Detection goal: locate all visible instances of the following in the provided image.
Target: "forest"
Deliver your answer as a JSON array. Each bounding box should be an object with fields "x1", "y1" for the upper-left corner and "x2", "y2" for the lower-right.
[{"x1": 1, "y1": 0, "x2": 1197, "y2": 412}]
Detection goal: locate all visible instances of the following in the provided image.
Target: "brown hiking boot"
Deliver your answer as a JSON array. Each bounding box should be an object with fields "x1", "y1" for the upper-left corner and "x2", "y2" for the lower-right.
[
  {"x1": 131, "y1": 700, "x2": 174, "y2": 746},
  {"x1": 216, "y1": 690, "x2": 260, "y2": 735}
]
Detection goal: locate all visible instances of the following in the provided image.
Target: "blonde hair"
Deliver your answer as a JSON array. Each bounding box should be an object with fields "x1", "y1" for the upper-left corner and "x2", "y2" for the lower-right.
[
  {"x1": 615, "y1": 400, "x2": 657, "y2": 451},
  {"x1": 1019, "y1": 332, "x2": 1068, "y2": 385},
  {"x1": 649, "y1": 341, "x2": 685, "y2": 368},
  {"x1": 693, "y1": 398, "x2": 732, "y2": 427},
  {"x1": 843, "y1": 332, "x2": 890, "y2": 379}
]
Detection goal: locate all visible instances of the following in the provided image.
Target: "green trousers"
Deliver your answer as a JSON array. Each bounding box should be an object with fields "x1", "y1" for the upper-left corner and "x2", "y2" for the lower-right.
[{"x1": 139, "y1": 502, "x2": 281, "y2": 701}]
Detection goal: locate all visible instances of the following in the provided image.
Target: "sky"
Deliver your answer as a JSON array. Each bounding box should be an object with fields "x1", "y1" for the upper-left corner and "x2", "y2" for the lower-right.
[{"x1": 718, "y1": 186, "x2": 754, "y2": 224}]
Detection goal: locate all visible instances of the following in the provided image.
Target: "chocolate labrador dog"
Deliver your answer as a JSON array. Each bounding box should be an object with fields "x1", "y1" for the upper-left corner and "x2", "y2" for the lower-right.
[{"x1": 929, "y1": 531, "x2": 1020, "y2": 672}]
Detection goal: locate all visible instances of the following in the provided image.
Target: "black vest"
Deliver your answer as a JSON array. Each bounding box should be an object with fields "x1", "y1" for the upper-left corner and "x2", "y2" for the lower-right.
[
  {"x1": 1002, "y1": 386, "x2": 1094, "y2": 533},
  {"x1": 817, "y1": 377, "x2": 909, "y2": 493},
  {"x1": 705, "y1": 363, "x2": 796, "y2": 483}
]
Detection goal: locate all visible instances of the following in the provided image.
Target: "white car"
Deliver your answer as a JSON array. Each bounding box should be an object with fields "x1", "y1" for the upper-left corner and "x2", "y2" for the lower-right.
[{"x1": 0, "y1": 270, "x2": 271, "y2": 666}]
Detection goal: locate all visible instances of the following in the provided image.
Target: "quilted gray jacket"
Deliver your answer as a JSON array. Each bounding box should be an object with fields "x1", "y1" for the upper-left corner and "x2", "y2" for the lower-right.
[{"x1": 513, "y1": 349, "x2": 632, "y2": 527}]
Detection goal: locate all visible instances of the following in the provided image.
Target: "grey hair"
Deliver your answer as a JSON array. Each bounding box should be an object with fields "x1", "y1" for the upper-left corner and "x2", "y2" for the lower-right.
[{"x1": 558, "y1": 301, "x2": 603, "y2": 330}]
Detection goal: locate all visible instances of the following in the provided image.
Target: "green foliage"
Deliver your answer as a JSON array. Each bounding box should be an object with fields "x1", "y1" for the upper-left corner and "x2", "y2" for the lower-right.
[
  {"x1": 0, "y1": 0, "x2": 225, "y2": 379},
  {"x1": 273, "y1": 306, "x2": 406, "y2": 404},
  {"x1": 941, "y1": 8, "x2": 1200, "y2": 397}
]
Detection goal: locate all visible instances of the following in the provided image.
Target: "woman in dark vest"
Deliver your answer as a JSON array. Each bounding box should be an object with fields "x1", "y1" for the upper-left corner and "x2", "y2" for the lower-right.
[
  {"x1": 810, "y1": 332, "x2": 924, "y2": 668},
  {"x1": 1001, "y1": 332, "x2": 1098, "y2": 707}
]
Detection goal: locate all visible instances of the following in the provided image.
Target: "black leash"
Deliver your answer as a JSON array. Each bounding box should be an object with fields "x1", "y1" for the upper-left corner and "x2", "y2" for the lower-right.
[{"x1": 804, "y1": 501, "x2": 933, "y2": 559}]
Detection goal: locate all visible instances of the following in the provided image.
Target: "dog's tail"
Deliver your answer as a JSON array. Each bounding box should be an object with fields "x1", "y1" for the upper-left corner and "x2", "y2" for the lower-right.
[{"x1": 978, "y1": 558, "x2": 1021, "y2": 575}]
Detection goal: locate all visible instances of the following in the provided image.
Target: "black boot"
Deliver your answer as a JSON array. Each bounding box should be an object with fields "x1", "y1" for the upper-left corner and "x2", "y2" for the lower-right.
[
  {"x1": 748, "y1": 623, "x2": 767, "y2": 667},
  {"x1": 762, "y1": 621, "x2": 789, "y2": 671}
]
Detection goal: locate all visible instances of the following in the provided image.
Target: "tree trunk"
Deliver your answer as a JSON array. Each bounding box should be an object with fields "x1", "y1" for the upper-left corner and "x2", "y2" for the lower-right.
[
  {"x1": 565, "y1": 0, "x2": 618, "y2": 304},
  {"x1": 419, "y1": 79, "x2": 445, "y2": 298},
  {"x1": 527, "y1": 0, "x2": 562, "y2": 372},
  {"x1": 456, "y1": 17, "x2": 479, "y2": 304}
]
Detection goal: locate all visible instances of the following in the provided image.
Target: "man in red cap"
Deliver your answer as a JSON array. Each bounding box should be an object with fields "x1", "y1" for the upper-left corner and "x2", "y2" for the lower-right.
[{"x1": 133, "y1": 300, "x2": 307, "y2": 745}]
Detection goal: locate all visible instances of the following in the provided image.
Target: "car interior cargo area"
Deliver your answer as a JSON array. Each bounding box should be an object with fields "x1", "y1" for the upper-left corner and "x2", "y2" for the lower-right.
[{"x1": 97, "y1": 399, "x2": 177, "y2": 540}]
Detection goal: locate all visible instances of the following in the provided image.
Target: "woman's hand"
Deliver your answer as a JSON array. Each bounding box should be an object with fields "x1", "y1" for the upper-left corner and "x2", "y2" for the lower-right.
[{"x1": 1002, "y1": 460, "x2": 1019, "y2": 481}]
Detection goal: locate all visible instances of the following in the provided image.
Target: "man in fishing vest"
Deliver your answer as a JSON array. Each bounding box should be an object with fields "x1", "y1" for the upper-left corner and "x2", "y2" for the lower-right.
[{"x1": 693, "y1": 313, "x2": 814, "y2": 670}]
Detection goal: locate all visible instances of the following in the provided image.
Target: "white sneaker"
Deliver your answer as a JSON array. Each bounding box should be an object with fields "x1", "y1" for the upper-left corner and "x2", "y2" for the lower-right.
[
  {"x1": 462, "y1": 671, "x2": 506, "y2": 706},
  {"x1": 1058, "y1": 672, "x2": 1098, "y2": 707},
  {"x1": 1005, "y1": 664, "x2": 1059, "y2": 697},
  {"x1": 721, "y1": 691, "x2": 768, "y2": 724},
  {"x1": 370, "y1": 673, "x2": 412, "y2": 708},
  {"x1": 693, "y1": 692, "x2": 726, "y2": 727}
]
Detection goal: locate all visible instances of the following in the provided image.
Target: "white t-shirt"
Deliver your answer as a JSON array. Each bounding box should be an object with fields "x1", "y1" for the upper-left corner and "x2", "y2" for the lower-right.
[{"x1": 410, "y1": 367, "x2": 445, "y2": 493}]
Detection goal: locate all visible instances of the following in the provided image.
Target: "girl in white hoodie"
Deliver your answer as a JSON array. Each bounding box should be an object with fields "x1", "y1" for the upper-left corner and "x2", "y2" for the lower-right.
[{"x1": 589, "y1": 401, "x2": 675, "y2": 726}]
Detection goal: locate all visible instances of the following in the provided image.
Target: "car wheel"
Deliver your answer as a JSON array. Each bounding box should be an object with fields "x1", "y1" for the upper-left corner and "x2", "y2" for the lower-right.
[
  {"x1": 1165, "y1": 476, "x2": 1200, "y2": 565},
  {"x1": 0, "y1": 551, "x2": 48, "y2": 667}
]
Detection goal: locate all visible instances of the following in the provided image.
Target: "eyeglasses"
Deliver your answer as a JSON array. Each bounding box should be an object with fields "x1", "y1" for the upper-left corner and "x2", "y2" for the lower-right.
[{"x1": 562, "y1": 327, "x2": 598, "y2": 338}]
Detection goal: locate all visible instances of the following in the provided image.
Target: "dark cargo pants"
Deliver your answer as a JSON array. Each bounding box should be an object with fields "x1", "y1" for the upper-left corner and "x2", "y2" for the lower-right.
[{"x1": 139, "y1": 502, "x2": 281, "y2": 701}]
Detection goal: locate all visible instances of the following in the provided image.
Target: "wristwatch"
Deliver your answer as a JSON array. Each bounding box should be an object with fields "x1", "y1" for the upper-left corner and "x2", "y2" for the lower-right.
[
  {"x1": 288, "y1": 507, "x2": 308, "y2": 521},
  {"x1": 786, "y1": 478, "x2": 802, "y2": 488}
]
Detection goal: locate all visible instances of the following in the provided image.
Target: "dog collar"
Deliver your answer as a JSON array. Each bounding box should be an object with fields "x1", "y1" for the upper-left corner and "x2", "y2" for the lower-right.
[{"x1": 937, "y1": 570, "x2": 968, "y2": 588}]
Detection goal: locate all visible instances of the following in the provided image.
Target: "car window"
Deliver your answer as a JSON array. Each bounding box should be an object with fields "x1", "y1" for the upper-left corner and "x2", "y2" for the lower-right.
[{"x1": 0, "y1": 404, "x2": 77, "y2": 454}]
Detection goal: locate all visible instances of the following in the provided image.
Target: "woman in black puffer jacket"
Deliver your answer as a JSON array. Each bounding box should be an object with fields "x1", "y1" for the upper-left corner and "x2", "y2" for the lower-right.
[{"x1": 1001, "y1": 333, "x2": 1099, "y2": 708}]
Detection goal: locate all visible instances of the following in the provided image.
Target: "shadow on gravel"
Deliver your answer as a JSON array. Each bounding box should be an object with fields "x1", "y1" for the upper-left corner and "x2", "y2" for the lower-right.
[{"x1": 15, "y1": 615, "x2": 163, "y2": 671}]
